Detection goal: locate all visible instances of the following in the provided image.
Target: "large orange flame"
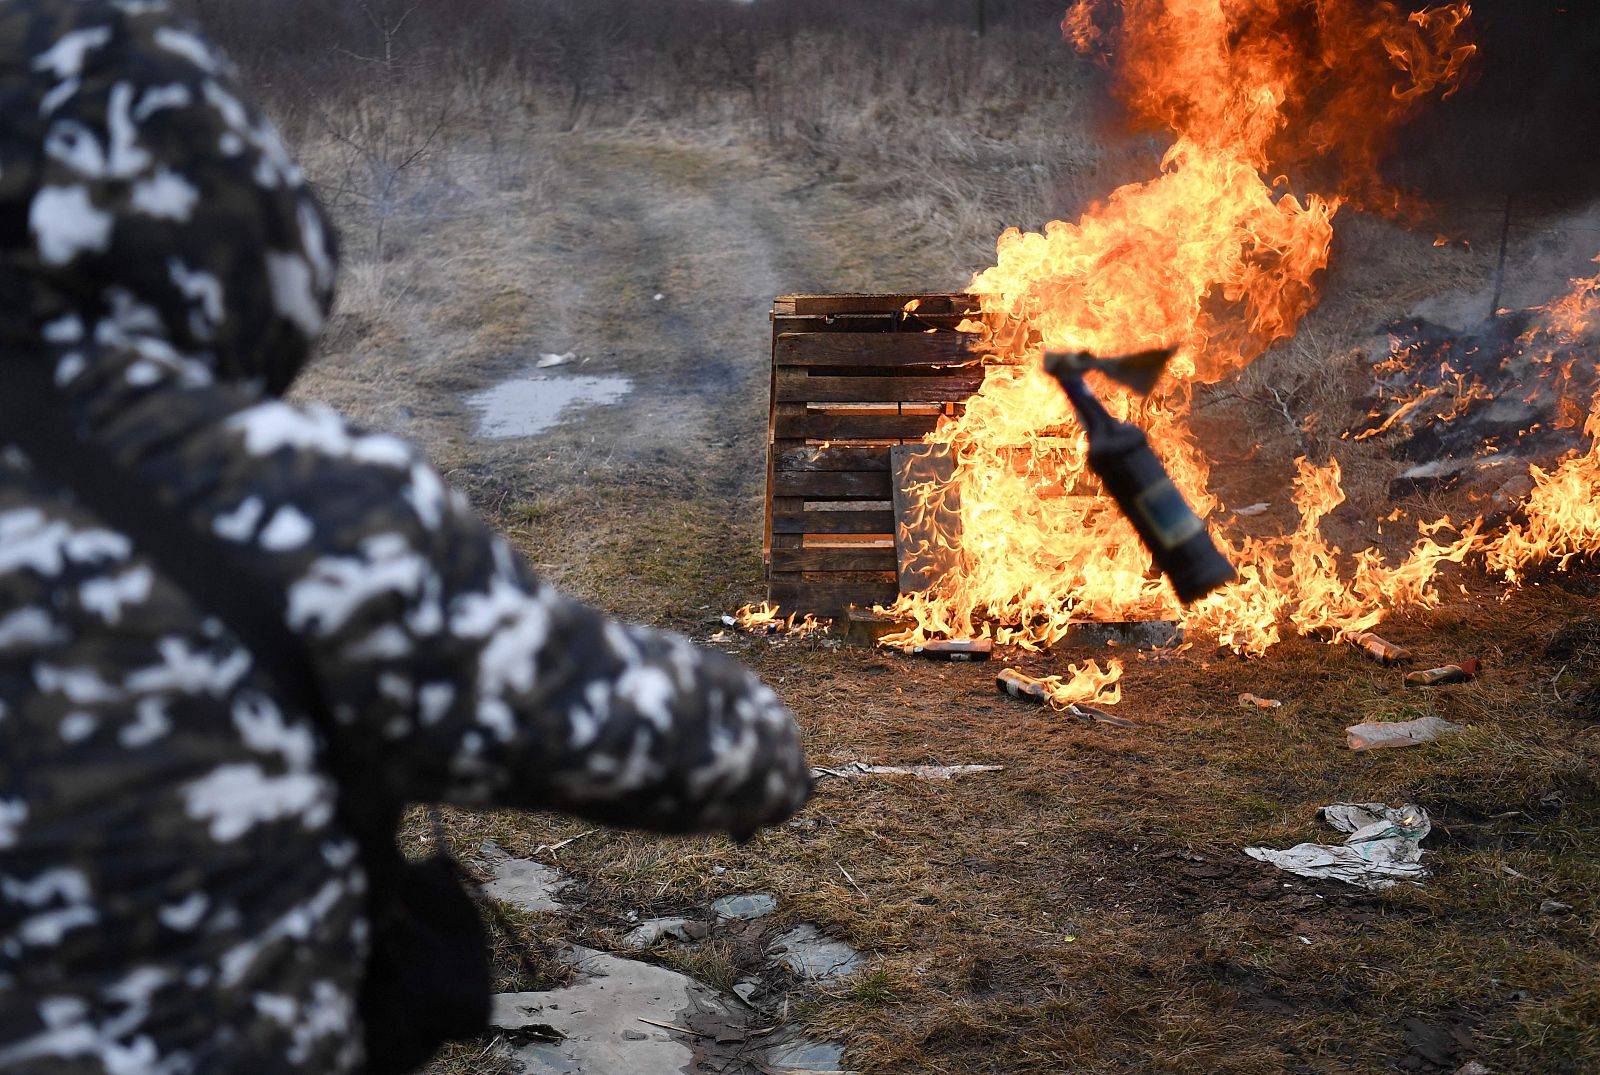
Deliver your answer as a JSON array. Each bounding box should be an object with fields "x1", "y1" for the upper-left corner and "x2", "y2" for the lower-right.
[{"x1": 885, "y1": 0, "x2": 1484, "y2": 654}]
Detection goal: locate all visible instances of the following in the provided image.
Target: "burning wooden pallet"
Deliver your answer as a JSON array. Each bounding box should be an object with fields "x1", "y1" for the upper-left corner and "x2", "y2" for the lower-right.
[
  {"x1": 763, "y1": 294, "x2": 1187, "y2": 649},
  {"x1": 764, "y1": 293, "x2": 984, "y2": 617}
]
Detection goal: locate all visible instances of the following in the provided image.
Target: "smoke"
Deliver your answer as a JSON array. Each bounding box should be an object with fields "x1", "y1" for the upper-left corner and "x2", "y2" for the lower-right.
[{"x1": 1385, "y1": 1, "x2": 1600, "y2": 204}]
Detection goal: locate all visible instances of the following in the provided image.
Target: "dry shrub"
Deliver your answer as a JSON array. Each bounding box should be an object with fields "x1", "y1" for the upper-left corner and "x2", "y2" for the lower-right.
[{"x1": 180, "y1": 0, "x2": 1099, "y2": 261}]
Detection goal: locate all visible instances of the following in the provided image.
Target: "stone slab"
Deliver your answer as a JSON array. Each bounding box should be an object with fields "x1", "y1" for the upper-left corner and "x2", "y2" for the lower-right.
[
  {"x1": 493, "y1": 946, "x2": 733, "y2": 1075},
  {"x1": 482, "y1": 854, "x2": 573, "y2": 913},
  {"x1": 772, "y1": 925, "x2": 864, "y2": 983}
]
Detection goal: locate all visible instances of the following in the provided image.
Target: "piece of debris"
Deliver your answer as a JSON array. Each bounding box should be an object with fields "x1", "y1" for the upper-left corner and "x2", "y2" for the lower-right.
[
  {"x1": 732, "y1": 981, "x2": 761, "y2": 1004},
  {"x1": 1244, "y1": 802, "x2": 1431, "y2": 891},
  {"x1": 477, "y1": 841, "x2": 574, "y2": 913},
  {"x1": 711, "y1": 893, "x2": 778, "y2": 922},
  {"x1": 653, "y1": 293, "x2": 665, "y2": 302},
  {"x1": 994, "y1": 661, "x2": 1125, "y2": 713},
  {"x1": 1337, "y1": 630, "x2": 1414, "y2": 662},
  {"x1": 493, "y1": 945, "x2": 854, "y2": 1074},
  {"x1": 771, "y1": 924, "x2": 864, "y2": 983},
  {"x1": 1454, "y1": 1063, "x2": 1492, "y2": 1075},
  {"x1": 1066, "y1": 703, "x2": 1137, "y2": 728},
  {"x1": 903, "y1": 638, "x2": 993, "y2": 661},
  {"x1": 1402, "y1": 1015, "x2": 1472, "y2": 1071},
  {"x1": 810, "y1": 761, "x2": 1004, "y2": 781},
  {"x1": 491, "y1": 947, "x2": 731, "y2": 1074},
  {"x1": 843, "y1": 605, "x2": 907, "y2": 648},
  {"x1": 1238, "y1": 692, "x2": 1282, "y2": 709},
  {"x1": 726, "y1": 602, "x2": 832, "y2": 640},
  {"x1": 1234, "y1": 502, "x2": 1271, "y2": 517},
  {"x1": 1346, "y1": 715, "x2": 1467, "y2": 752},
  {"x1": 997, "y1": 667, "x2": 1054, "y2": 704},
  {"x1": 1343, "y1": 629, "x2": 1413, "y2": 665},
  {"x1": 1539, "y1": 899, "x2": 1574, "y2": 916},
  {"x1": 767, "y1": 1039, "x2": 849, "y2": 1072},
  {"x1": 533, "y1": 830, "x2": 596, "y2": 857},
  {"x1": 537, "y1": 351, "x2": 576, "y2": 368},
  {"x1": 620, "y1": 917, "x2": 706, "y2": 951},
  {"x1": 1404, "y1": 658, "x2": 1482, "y2": 687}
]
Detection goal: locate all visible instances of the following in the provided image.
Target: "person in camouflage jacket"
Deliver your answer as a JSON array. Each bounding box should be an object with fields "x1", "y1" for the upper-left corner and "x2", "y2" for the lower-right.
[{"x1": 0, "y1": 1, "x2": 812, "y2": 1070}]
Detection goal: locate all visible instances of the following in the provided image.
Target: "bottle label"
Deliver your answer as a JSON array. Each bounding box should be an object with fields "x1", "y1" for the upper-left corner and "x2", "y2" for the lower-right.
[{"x1": 1134, "y1": 478, "x2": 1206, "y2": 550}]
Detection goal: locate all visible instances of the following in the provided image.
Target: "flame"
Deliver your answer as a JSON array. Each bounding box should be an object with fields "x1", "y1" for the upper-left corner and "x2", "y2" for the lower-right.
[
  {"x1": 1039, "y1": 658, "x2": 1125, "y2": 707},
  {"x1": 1483, "y1": 260, "x2": 1600, "y2": 577},
  {"x1": 732, "y1": 602, "x2": 832, "y2": 640},
  {"x1": 884, "y1": 0, "x2": 1478, "y2": 654}
]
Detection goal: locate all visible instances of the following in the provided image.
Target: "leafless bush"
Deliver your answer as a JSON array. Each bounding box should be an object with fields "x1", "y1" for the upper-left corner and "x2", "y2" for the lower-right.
[
  {"x1": 183, "y1": 0, "x2": 1086, "y2": 144},
  {"x1": 176, "y1": 0, "x2": 1104, "y2": 272}
]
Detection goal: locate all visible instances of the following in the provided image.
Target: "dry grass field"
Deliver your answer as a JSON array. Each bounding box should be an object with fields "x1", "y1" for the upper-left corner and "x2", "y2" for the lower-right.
[{"x1": 188, "y1": 2, "x2": 1600, "y2": 1071}]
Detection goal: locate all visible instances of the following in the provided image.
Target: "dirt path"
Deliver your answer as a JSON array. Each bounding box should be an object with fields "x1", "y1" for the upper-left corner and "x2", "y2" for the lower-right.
[{"x1": 303, "y1": 131, "x2": 945, "y2": 624}]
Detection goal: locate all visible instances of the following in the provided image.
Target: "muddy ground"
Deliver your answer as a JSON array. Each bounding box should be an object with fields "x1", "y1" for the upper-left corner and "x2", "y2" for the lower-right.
[{"x1": 294, "y1": 130, "x2": 1600, "y2": 1074}]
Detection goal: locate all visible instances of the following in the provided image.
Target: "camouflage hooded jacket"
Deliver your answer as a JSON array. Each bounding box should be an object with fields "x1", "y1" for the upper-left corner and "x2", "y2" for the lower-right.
[{"x1": 0, "y1": 2, "x2": 811, "y2": 1071}]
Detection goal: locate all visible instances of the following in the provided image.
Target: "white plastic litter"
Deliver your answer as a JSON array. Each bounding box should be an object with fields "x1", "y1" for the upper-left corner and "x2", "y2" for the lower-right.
[
  {"x1": 1346, "y1": 715, "x2": 1465, "y2": 751},
  {"x1": 1245, "y1": 802, "x2": 1431, "y2": 891},
  {"x1": 536, "y1": 351, "x2": 576, "y2": 368},
  {"x1": 809, "y1": 762, "x2": 1003, "y2": 781}
]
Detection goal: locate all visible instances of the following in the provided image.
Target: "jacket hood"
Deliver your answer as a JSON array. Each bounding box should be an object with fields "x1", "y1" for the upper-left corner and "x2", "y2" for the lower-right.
[{"x1": 0, "y1": 0, "x2": 336, "y2": 396}]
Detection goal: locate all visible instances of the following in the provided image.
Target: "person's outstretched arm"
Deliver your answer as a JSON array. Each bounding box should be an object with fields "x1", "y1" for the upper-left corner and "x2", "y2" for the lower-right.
[
  {"x1": 72, "y1": 362, "x2": 811, "y2": 836},
  {"x1": 6, "y1": 0, "x2": 810, "y2": 838}
]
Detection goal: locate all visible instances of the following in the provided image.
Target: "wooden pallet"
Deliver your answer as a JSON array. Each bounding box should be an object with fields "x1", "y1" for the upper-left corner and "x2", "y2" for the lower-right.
[{"x1": 765, "y1": 294, "x2": 985, "y2": 617}]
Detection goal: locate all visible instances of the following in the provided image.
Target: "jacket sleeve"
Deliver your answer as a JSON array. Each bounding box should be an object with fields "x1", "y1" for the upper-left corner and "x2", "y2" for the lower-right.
[{"x1": 98, "y1": 384, "x2": 811, "y2": 836}]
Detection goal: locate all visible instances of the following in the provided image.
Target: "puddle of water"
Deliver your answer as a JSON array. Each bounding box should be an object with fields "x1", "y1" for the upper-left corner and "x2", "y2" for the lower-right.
[{"x1": 467, "y1": 371, "x2": 633, "y2": 438}]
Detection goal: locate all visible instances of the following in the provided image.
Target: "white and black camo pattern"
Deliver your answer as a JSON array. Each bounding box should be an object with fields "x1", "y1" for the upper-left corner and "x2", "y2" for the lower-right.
[{"x1": 0, "y1": 2, "x2": 811, "y2": 1071}]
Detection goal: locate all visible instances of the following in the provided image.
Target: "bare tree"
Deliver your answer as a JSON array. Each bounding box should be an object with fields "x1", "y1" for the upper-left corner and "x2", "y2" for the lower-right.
[{"x1": 307, "y1": 0, "x2": 452, "y2": 274}]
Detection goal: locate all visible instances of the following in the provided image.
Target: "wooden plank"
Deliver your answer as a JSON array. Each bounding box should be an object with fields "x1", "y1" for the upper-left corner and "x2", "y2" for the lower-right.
[
  {"x1": 767, "y1": 399, "x2": 811, "y2": 559},
  {"x1": 892, "y1": 444, "x2": 963, "y2": 595},
  {"x1": 783, "y1": 293, "x2": 975, "y2": 316},
  {"x1": 772, "y1": 510, "x2": 895, "y2": 535},
  {"x1": 771, "y1": 471, "x2": 892, "y2": 498},
  {"x1": 789, "y1": 365, "x2": 980, "y2": 380},
  {"x1": 772, "y1": 412, "x2": 943, "y2": 440},
  {"x1": 773, "y1": 444, "x2": 894, "y2": 472},
  {"x1": 770, "y1": 547, "x2": 899, "y2": 572},
  {"x1": 768, "y1": 580, "x2": 899, "y2": 617},
  {"x1": 774, "y1": 333, "x2": 980, "y2": 369},
  {"x1": 771, "y1": 315, "x2": 976, "y2": 335},
  {"x1": 769, "y1": 490, "x2": 806, "y2": 559},
  {"x1": 774, "y1": 370, "x2": 984, "y2": 404}
]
